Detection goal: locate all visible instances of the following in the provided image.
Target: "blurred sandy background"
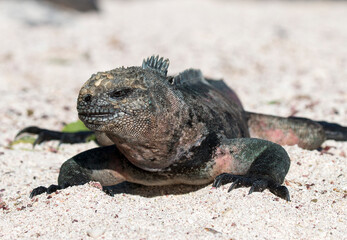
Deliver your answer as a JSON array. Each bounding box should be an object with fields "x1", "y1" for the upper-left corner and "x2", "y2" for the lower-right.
[{"x1": 0, "y1": 0, "x2": 346, "y2": 239}]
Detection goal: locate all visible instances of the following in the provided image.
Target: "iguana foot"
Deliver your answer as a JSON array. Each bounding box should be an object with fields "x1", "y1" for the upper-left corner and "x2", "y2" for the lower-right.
[
  {"x1": 16, "y1": 126, "x2": 94, "y2": 146},
  {"x1": 102, "y1": 186, "x2": 116, "y2": 196},
  {"x1": 30, "y1": 183, "x2": 71, "y2": 198},
  {"x1": 30, "y1": 184, "x2": 116, "y2": 198},
  {"x1": 213, "y1": 173, "x2": 290, "y2": 201}
]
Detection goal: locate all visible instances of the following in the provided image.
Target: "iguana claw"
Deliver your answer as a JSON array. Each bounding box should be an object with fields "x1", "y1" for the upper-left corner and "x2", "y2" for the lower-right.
[
  {"x1": 30, "y1": 183, "x2": 116, "y2": 198},
  {"x1": 29, "y1": 186, "x2": 50, "y2": 198},
  {"x1": 213, "y1": 173, "x2": 290, "y2": 201},
  {"x1": 30, "y1": 184, "x2": 69, "y2": 198}
]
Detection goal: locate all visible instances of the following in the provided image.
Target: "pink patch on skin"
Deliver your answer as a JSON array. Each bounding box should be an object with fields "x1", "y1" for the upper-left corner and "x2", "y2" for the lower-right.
[
  {"x1": 212, "y1": 147, "x2": 249, "y2": 177},
  {"x1": 212, "y1": 147, "x2": 231, "y2": 176},
  {"x1": 265, "y1": 129, "x2": 300, "y2": 146}
]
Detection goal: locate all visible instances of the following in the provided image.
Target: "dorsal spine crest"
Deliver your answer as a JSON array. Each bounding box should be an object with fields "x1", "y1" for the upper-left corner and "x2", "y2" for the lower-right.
[{"x1": 142, "y1": 55, "x2": 170, "y2": 77}]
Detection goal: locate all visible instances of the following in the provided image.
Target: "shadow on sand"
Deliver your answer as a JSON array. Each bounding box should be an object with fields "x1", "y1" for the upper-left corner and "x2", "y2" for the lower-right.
[{"x1": 103, "y1": 182, "x2": 210, "y2": 198}]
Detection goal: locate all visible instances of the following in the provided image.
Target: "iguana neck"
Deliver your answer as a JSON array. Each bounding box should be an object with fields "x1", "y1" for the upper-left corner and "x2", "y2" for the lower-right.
[{"x1": 106, "y1": 101, "x2": 207, "y2": 172}]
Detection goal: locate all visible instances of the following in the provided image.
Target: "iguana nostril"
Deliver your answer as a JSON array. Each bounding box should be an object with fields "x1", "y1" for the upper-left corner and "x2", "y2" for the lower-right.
[{"x1": 83, "y1": 94, "x2": 92, "y2": 102}]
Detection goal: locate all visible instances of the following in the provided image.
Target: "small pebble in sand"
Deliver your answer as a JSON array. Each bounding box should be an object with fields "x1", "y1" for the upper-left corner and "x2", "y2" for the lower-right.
[{"x1": 86, "y1": 228, "x2": 105, "y2": 238}]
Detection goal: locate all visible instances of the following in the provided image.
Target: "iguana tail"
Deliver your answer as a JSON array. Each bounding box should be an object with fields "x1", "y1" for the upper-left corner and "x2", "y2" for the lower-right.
[
  {"x1": 315, "y1": 120, "x2": 347, "y2": 141},
  {"x1": 245, "y1": 111, "x2": 347, "y2": 150}
]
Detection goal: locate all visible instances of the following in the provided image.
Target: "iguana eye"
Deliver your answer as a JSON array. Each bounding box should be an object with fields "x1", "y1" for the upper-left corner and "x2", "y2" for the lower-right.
[{"x1": 109, "y1": 88, "x2": 133, "y2": 99}]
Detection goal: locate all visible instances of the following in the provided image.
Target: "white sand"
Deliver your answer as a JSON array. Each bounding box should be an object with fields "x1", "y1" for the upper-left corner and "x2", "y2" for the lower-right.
[{"x1": 0, "y1": 0, "x2": 346, "y2": 239}]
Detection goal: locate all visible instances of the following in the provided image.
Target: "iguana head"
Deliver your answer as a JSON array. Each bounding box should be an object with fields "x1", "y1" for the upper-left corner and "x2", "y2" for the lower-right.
[{"x1": 77, "y1": 55, "x2": 173, "y2": 140}]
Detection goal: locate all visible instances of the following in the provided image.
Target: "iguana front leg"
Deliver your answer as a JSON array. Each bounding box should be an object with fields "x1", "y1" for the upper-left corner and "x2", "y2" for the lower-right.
[
  {"x1": 30, "y1": 145, "x2": 180, "y2": 198},
  {"x1": 212, "y1": 138, "x2": 291, "y2": 201},
  {"x1": 30, "y1": 145, "x2": 127, "y2": 197}
]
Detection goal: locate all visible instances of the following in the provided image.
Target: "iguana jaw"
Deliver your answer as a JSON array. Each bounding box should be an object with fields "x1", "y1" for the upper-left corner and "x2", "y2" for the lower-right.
[
  {"x1": 77, "y1": 105, "x2": 128, "y2": 130},
  {"x1": 78, "y1": 107, "x2": 116, "y2": 123}
]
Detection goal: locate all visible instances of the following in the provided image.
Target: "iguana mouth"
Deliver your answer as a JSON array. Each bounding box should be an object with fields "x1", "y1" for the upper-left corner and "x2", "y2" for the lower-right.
[
  {"x1": 78, "y1": 107, "x2": 116, "y2": 115},
  {"x1": 78, "y1": 107, "x2": 119, "y2": 124}
]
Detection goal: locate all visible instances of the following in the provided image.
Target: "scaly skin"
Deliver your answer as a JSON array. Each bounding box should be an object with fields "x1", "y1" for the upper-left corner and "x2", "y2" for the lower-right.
[
  {"x1": 77, "y1": 63, "x2": 248, "y2": 171},
  {"x1": 246, "y1": 113, "x2": 326, "y2": 150},
  {"x1": 26, "y1": 55, "x2": 347, "y2": 200}
]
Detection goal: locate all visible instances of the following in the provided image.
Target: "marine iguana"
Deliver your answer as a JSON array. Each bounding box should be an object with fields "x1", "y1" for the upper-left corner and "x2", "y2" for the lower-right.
[{"x1": 18, "y1": 55, "x2": 347, "y2": 201}]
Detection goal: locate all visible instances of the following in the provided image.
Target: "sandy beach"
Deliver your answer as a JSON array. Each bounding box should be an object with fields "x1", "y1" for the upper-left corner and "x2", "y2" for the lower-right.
[{"x1": 0, "y1": 0, "x2": 346, "y2": 239}]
